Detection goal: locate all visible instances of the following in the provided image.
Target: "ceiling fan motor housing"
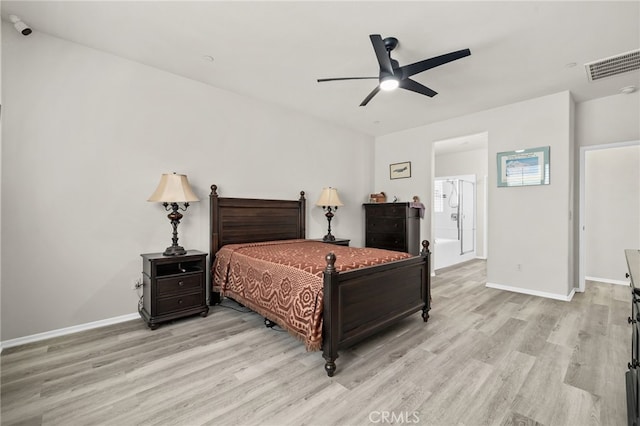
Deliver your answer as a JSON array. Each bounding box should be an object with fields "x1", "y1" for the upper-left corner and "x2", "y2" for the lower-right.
[{"x1": 383, "y1": 37, "x2": 399, "y2": 52}]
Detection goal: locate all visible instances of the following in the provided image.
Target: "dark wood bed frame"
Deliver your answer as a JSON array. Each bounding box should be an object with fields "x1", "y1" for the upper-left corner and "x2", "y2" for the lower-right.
[{"x1": 209, "y1": 185, "x2": 431, "y2": 376}]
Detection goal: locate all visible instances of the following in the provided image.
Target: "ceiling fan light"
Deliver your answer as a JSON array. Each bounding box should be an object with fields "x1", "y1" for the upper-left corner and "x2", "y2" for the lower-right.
[{"x1": 380, "y1": 77, "x2": 399, "y2": 91}]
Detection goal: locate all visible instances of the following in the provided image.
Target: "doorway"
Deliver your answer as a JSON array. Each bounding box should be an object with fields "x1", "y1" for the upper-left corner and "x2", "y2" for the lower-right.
[
  {"x1": 579, "y1": 140, "x2": 640, "y2": 291},
  {"x1": 432, "y1": 132, "x2": 488, "y2": 271},
  {"x1": 434, "y1": 175, "x2": 476, "y2": 269}
]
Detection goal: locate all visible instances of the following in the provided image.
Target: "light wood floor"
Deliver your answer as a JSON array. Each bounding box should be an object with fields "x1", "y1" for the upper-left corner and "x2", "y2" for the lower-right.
[{"x1": 1, "y1": 259, "x2": 629, "y2": 425}]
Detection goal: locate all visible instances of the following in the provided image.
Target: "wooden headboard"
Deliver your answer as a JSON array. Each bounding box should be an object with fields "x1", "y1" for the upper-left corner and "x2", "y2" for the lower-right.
[{"x1": 209, "y1": 185, "x2": 306, "y2": 262}]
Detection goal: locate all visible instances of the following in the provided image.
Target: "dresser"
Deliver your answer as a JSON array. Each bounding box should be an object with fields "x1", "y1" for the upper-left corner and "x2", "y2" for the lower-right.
[
  {"x1": 139, "y1": 250, "x2": 208, "y2": 329},
  {"x1": 364, "y1": 202, "x2": 420, "y2": 255},
  {"x1": 626, "y1": 249, "x2": 640, "y2": 426}
]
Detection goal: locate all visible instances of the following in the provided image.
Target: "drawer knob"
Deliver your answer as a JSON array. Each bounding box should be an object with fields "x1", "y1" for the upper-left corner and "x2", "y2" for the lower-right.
[
  {"x1": 178, "y1": 299, "x2": 183, "y2": 304},
  {"x1": 178, "y1": 281, "x2": 184, "y2": 286}
]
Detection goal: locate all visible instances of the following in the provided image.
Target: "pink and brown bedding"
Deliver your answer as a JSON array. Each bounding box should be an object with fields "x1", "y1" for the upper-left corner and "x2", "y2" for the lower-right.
[{"x1": 213, "y1": 239, "x2": 413, "y2": 351}]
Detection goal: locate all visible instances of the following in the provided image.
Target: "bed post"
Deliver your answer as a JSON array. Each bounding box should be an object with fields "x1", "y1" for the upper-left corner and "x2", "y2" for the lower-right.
[
  {"x1": 209, "y1": 185, "x2": 221, "y2": 305},
  {"x1": 421, "y1": 240, "x2": 431, "y2": 322},
  {"x1": 322, "y1": 252, "x2": 339, "y2": 377},
  {"x1": 299, "y1": 191, "x2": 306, "y2": 238}
]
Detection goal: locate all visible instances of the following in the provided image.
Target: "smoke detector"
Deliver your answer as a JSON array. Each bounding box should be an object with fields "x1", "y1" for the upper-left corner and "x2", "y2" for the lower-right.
[{"x1": 584, "y1": 49, "x2": 640, "y2": 82}]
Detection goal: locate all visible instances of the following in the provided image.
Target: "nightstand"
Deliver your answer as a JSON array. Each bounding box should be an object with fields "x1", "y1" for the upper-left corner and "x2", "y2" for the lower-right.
[
  {"x1": 139, "y1": 250, "x2": 208, "y2": 329},
  {"x1": 312, "y1": 238, "x2": 350, "y2": 247}
]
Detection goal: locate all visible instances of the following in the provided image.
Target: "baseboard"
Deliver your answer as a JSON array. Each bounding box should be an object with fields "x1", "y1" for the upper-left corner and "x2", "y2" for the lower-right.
[
  {"x1": 0, "y1": 313, "x2": 139, "y2": 350},
  {"x1": 475, "y1": 255, "x2": 487, "y2": 260},
  {"x1": 585, "y1": 276, "x2": 629, "y2": 286},
  {"x1": 486, "y1": 282, "x2": 575, "y2": 302}
]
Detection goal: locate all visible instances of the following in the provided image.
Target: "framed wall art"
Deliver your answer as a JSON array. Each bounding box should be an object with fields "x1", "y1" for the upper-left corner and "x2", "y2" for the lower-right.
[
  {"x1": 497, "y1": 146, "x2": 550, "y2": 187},
  {"x1": 390, "y1": 161, "x2": 411, "y2": 180}
]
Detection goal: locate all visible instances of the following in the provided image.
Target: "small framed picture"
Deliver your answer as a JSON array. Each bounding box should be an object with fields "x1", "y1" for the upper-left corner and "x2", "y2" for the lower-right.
[{"x1": 390, "y1": 161, "x2": 411, "y2": 179}]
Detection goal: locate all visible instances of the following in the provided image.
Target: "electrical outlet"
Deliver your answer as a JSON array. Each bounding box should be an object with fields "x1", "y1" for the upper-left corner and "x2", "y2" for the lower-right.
[{"x1": 132, "y1": 278, "x2": 143, "y2": 290}]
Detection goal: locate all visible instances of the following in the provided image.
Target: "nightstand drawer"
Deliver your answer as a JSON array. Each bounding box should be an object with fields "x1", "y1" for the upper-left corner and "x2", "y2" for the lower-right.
[
  {"x1": 156, "y1": 274, "x2": 202, "y2": 296},
  {"x1": 157, "y1": 293, "x2": 203, "y2": 313}
]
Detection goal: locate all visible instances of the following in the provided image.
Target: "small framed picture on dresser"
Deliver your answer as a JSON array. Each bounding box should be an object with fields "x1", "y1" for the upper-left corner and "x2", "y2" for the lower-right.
[{"x1": 390, "y1": 161, "x2": 411, "y2": 179}]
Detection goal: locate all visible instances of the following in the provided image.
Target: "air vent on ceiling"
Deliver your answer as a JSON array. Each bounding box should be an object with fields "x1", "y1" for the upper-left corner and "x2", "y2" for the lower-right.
[{"x1": 585, "y1": 49, "x2": 640, "y2": 82}]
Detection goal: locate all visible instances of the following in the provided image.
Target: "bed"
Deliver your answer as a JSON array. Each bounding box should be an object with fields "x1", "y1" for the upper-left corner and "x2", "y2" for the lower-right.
[{"x1": 209, "y1": 185, "x2": 431, "y2": 376}]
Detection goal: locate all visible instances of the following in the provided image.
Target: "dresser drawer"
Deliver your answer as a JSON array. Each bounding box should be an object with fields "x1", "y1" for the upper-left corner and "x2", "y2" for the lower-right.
[
  {"x1": 156, "y1": 274, "x2": 202, "y2": 297},
  {"x1": 157, "y1": 292, "x2": 203, "y2": 313},
  {"x1": 366, "y1": 234, "x2": 406, "y2": 251},
  {"x1": 366, "y1": 217, "x2": 405, "y2": 233},
  {"x1": 365, "y1": 204, "x2": 419, "y2": 218}
]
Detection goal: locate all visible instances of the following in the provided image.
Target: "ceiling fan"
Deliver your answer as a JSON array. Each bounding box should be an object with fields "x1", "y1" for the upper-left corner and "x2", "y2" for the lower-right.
[{"x1": 317, "y1": 34, "x2": 471, "y2": 106}]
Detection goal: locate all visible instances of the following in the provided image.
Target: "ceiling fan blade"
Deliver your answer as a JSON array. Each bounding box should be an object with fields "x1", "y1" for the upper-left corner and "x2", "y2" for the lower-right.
[
  {"x1": 399, "y1": 78, "x2": 438, "y2": 97},
  {"x1": 370, "y1": 34, "x2": 394, "y2": 75},
  {"x1": 317, "y1": 77, "x2": 378, "y2": 82},
  {"x1": 360, "y1": 86, "x2": 381, "y2": 106},
  {"x1": 399, "y1": 49, "x2": 471, "y2": 78}
]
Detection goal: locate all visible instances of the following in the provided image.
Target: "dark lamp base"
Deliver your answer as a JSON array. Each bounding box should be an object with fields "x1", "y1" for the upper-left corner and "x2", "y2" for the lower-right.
[
  {"x1": 323, "y1": 234, "x2": 336, "y2": 242},
  {"x1": 163, "y1": 245, "x2": 187, "y2": 256}
]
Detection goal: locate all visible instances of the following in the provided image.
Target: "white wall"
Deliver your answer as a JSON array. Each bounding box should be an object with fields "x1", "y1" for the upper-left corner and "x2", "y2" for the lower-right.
[
  {"x1": 376, "y1": 91, "x2": 575, "y2": 299},
  {"x1": 1, "y1": 28, "x2": 373, "y2": 341},
  {"x1": 585, "y1": 145, "x2": 640, "y2": 282},
  {"x1": 576, "y1": 92, "x2": 640, "y2": 148}
]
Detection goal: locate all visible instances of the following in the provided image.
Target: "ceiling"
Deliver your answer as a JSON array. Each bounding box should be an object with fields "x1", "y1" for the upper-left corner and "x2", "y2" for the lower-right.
[{"x1": 2, "y1": 1, "x2": 639, "y2": 137}]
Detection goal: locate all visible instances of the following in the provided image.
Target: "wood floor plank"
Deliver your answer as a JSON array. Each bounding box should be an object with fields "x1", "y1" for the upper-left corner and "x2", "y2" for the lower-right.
[
  {"x1": 510, "y1": 342, "x2": 573, "y2": 425},
  {"x1": 471, "y1": 317, "x2": 528, "y2": 366},
  {"x1": 548, "y1": 384, "x2": 601, "y2": 426},
  {"x1": 417, "y1": 357, "x2": 495, "y2": 425},
  {"x1": 461, "y1": 350, "x2": 537, "y2": 425},
  {"x1": 563, "y1": 330, "x2": 605, "y2": 395},
  {"x1": 598, "y1": 322, "x2": 629, "y2": 426},
  {"x1": 547, "y1": 310, "x2": 582, "y2": 349},
  {"x1": 0, "y1": 259, "x2": 629, "y2": 426},
  {"x1": 516, "y1": 312, "x2": 559, "y2": 357},
  {"x1": 500, "y1": 411, "x2": 545, "y2": 426}
]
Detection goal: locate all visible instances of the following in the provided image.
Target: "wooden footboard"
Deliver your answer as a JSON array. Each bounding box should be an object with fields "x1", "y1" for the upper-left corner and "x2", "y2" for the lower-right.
[{"x1": 322, "y1": 241, "x2": 431, "y2": 376}]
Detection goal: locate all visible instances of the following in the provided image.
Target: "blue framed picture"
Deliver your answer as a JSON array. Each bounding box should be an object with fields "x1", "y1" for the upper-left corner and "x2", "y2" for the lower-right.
[{"x1": 497, "y1": 146, "x2": 550, "y2": 187}]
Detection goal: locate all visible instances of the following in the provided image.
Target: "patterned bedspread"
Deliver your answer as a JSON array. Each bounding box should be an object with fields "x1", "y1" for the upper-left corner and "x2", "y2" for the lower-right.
[{"x1": 212, "y1": 239, "x2": 413, "y2": 351}]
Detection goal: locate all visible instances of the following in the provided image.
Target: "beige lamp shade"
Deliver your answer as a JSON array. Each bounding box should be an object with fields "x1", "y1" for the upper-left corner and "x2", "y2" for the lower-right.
[
  {"x1": 316, "y1": 187, "x2": 344, "y2": 207},
  {"x1": 147, "y1": 173, "x2": 199, "y2": 203}
]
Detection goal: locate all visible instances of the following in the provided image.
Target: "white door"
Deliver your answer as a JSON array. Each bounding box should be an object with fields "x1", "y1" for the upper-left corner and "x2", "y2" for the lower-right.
[{"x1": 582, "y1": 142, "x2": 640, "y2": 288}]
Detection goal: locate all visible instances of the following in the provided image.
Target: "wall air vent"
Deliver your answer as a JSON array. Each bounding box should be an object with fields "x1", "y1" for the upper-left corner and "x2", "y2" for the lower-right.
[{"x1": 585, "y1": 49, "x2": 640, "y2": 82}]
